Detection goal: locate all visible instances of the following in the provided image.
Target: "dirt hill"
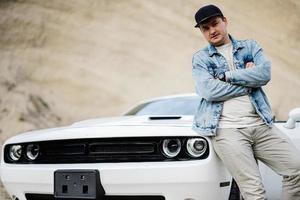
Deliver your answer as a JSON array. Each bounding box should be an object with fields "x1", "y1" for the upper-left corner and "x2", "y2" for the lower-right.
[{"x1": 0, "y1": 0, "x2": 299, "y2": 199}]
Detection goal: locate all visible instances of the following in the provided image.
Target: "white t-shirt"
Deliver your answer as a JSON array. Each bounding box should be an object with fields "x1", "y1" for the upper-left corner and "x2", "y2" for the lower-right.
[{"x1": 216, "y1": 42, "x2": 264, "y2": 128}]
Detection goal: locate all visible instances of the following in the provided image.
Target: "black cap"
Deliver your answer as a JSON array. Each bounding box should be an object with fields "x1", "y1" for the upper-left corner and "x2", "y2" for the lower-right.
[{"x1": 194, "y1": 5, "x2": 223, "y2": 28}]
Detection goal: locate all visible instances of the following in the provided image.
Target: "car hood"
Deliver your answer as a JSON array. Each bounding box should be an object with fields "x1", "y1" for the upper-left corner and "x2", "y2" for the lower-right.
[
  {"x1": 71, "y1": 115, "x2": 194, "y2": 127},
  {"x1": 4, "y1": 115, "x2": 198, "y2": 144}
]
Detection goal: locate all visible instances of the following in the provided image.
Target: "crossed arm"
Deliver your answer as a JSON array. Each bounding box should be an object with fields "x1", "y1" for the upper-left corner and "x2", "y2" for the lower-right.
[
  {"x1": 192, "y1": 57, "x2": 250, "y2": 102},
  {"x1": 225, "y1": 41, "x2": 271, "y2": 88},
  {"x1": 192, "y1": 41, "x2": 271, "y2": 102}
]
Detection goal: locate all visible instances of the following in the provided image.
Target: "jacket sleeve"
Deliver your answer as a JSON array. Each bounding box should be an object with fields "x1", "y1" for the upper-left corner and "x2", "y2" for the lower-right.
[
  {"x1": 192, "y1": 54, "x2": 250, "y2": 102},
  {"x1": 225, "y1": 40, "x2": 271, "y2": 88}
]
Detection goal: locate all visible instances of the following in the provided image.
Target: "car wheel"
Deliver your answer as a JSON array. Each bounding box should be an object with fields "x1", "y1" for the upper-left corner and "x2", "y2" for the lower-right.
[{"x1": 229, "y1": 179, "x2": 243, "y2": 200}]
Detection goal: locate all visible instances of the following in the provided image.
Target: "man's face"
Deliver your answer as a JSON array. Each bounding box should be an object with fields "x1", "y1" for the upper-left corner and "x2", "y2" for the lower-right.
[{"x1": 199, "y1": 16, "x2": 229, "y2": 46}]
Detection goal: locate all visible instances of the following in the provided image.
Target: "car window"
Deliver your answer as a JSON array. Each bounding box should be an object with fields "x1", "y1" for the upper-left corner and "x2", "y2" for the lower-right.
[{"x1": 125, "y1": 97, "x2": 200, "y2": 116}]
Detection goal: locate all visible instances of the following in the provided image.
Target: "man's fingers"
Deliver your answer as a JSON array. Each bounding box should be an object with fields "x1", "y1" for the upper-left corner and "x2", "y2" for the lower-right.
[{"x1": 245, "y1": 62, "x2": 255, "y2": 68}]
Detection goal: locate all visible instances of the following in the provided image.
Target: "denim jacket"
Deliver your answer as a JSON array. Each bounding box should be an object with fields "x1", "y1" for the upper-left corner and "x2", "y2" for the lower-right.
[{"x1": 192, "y1": 35, "x2": 273, "y2": 136}]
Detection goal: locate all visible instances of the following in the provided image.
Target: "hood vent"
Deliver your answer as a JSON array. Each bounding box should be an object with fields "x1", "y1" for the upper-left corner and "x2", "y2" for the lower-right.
[{"x1": 148, "y1": 116, "x2": 182, "y2": 120}]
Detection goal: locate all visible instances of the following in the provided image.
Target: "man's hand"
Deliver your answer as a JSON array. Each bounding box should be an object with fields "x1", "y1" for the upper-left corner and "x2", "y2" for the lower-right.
[{"x1": 245, "y1": 62, "x2": 255, "y2": 68}]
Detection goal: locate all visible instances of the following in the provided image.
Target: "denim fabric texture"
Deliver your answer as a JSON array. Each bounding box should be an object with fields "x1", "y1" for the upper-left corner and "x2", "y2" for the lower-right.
[{"x1": 192, "y1": 35, "x2": 273, "y2": 136}]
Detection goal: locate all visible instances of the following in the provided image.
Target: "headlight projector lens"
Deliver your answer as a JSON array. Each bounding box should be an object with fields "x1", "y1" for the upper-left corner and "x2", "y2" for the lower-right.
[
  {"x1": 26, "y1": 144, "x2": 40, "y2": 160},
  {"x1": 162, "y1": 139, "x2": 181, "y2": 158},
  {"x1": 186, "y1": 138, "x2": 207, "y2": 158},
  {"x1": 9, "y1": 145, "x2": 23, "y2": 161}
]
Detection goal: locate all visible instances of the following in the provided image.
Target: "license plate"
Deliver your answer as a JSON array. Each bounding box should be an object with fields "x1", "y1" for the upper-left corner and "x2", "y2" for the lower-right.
[{"x1": 54, "y1": 169, "x2": 105, "y2": 199}]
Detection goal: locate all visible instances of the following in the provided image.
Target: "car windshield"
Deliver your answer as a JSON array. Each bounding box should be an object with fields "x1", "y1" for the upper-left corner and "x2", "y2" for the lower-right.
[{"x1": 124, "y1": 96, "x2": 200, "y2": 116}]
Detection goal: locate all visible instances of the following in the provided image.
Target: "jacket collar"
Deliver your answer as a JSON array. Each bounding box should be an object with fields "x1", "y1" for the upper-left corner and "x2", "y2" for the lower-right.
[{"x1": 207, "y1": 34, "x2": 244, "y2": 56}]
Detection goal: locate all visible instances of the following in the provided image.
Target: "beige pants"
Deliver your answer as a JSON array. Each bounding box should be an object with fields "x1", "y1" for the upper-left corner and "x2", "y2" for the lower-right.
[{"x1": 211, "y1": 125, "x2": 300, "y2": 200}]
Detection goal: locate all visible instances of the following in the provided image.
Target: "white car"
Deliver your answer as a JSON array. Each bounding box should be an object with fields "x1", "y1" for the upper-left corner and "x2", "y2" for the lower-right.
[{"x1": 1, "y1": 94, "x2": 300, "y2": 200}]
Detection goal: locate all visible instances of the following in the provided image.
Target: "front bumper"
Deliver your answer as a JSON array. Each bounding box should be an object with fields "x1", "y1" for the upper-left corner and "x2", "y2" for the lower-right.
[{"x1": 1, "y1": 152, "x2": 232, "y2": 200}]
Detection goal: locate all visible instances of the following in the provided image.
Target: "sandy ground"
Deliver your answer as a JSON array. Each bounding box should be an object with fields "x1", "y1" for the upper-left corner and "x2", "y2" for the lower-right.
[{"x1": 0, "y1": 0, "x2": 299, "y2": 199}]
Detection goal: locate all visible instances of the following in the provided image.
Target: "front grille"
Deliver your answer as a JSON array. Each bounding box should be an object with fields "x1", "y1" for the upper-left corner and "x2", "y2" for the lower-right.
[
  {"x1": 89, "y1": 142, "x2": 155, "y2": 154},
  {"x1": 4, "y1": 137, "x2": 209, "y2": 164},
  {"x1": 25, "y1": 194, "x2": 165, "y2": 200}
]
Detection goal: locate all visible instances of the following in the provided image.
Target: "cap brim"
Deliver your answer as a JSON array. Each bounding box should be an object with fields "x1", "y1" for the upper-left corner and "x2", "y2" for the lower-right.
[{"x1": 194, "y1": 13, "x2": 223, "y2": 28}]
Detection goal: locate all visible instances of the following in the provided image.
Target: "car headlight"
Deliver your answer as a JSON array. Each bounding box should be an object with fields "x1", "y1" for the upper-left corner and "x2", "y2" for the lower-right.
[
  {"x1": 9, "y1": 145, "x2": 23, "y2": 161},
  {"x1": 162, "y1": 139, "x2": 181, "y2": 158},
  {"x1": 186, "y1": 138, "x2": 207, "y2": 158},
  {"x1": 26, "y1": 144, "x2": 40, "y2": 160}
]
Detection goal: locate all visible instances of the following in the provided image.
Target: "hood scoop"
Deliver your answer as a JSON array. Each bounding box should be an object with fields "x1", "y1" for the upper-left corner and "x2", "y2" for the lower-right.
[{"x1": 148, "y1": 116, "x2": 182, "y2": 120}]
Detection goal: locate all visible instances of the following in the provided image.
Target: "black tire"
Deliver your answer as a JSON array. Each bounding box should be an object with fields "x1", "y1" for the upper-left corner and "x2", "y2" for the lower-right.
[{"x1": 229, "y1": 179, "x2": 243, "y2": 200}]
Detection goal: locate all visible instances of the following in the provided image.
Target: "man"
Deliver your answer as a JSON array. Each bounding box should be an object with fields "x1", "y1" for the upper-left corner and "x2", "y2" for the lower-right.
[{"x1": 192, "y1": 4, "x2": 300, "y2": 200}]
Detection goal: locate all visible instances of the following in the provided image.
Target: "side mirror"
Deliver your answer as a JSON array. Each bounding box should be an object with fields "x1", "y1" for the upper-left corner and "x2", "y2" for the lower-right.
[{"x1": 284, "y1": 108, "x2": 300, "y2": 129}]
